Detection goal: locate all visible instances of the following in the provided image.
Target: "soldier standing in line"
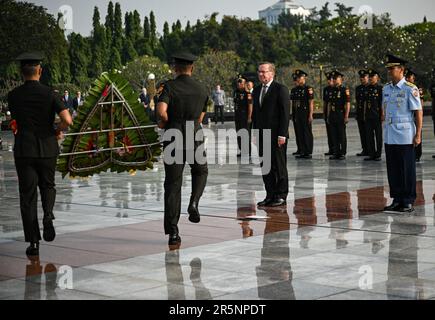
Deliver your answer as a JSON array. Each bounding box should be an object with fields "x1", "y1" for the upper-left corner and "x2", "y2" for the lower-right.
[
  {"x1": 327, "y1": 71, "x2": 350, "y2": 160},
  {"x1": 365, "y1": 69, "x2": 384, "y2": 161},
  {"x1": 290, "y1": 69, "x2": 314, "y2": 159},
  {"x1": 405, "y1": 69, "x2": 424, "y2": 162},
  {"x1": 323, "y1": 72, "x2": 335, "y2": 156},
  {"x1": 233, "y1": 77, "x2": 253, "y2": 158},
  {"x1": 355, "y1": 69, "x2": 370, "y2": 157}
]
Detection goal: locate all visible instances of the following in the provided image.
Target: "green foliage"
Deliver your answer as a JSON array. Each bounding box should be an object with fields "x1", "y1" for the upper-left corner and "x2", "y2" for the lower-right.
[
  {"x1": 193, "y1": 50, "x2": 245, "y2": 94},
  {"x1": 57, "y1": 71, "x2": 161, "y2": 178},
  {"x1": 122, "y1": 55, "x2": 172, "y2": 91},
  {"x1": 0, "y1": 0, "x2": 70, "y2": 85}
]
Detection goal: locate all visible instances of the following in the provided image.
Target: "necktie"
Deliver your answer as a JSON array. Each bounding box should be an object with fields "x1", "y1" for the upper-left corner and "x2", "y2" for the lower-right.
[{"x1": 260, "y1": 85, "x2": 267, "y2": 106}]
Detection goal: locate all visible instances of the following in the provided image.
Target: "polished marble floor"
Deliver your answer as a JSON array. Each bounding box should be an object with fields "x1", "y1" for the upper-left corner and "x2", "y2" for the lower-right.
[{"x1": 1, "y1": 118, "x2": 435, "y2": 300}]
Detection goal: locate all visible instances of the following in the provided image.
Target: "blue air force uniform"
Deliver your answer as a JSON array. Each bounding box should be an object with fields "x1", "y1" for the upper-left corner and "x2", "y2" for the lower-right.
[{"x1": 383, "y1": 57, "x2": 422, "y2": 209}]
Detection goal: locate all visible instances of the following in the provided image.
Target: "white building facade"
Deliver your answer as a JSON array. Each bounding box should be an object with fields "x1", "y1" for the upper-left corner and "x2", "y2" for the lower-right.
[{"x1": 259, "y1": 0, "x2": 312, "y2": 26}]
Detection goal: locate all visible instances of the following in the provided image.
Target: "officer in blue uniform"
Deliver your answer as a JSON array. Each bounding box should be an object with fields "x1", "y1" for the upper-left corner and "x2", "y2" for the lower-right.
[{"x1": 383, "y1": 54, "x2": 423, "y2": 213}]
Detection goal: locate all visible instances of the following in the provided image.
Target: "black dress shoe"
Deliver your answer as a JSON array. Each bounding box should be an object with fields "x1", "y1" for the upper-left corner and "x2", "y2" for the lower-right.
[
  {"x1": 43, "y1": 218, "x2": 56, "y2": 242},
  {"x1": 384, "y1": 202, "x2": 401, "y2": 212},
  {"x1": 374, "y1": 157, "x2": 382, "y2": 161},
  {"x1": 296, "y1": 154, "x2": 312, "y2": 159},
  {"x1": 432, "y1": 155, "x2": 435, "y2": 159},
  {"x1": 257, "y1": 198, "x2": 273, "y2": 206},
  {"x1": 292, "y1": 151, "x2": 301, "y2": 156},
  {"x1": 337, "y1": 155, "x2": 346, "y2": 160},
  {"x1": 399, "y1": 204, "x2": 415, "y2": 213},
  {"x1": 324, "y1": 152, "x2": 333, "y2": 156},
  {"x1": 356, "y1": 152, "x2": 368, "y2": 157},
  {"x1": 329, "y1": 155, "x2": 338, "y2": 160},
  {"x1": 188, "y1": 201, "x2": 200, "y2": 223},
  {"x1": 416, "y1": 158, "x2": 421, "y2": 163},
  {"x1": 168, "y1": 234, "x2": 181, "y2": 245},
  {"x1": 269, "y1": 198, "x2": 287, "y2": 207},
  {"x1": 26, "y1": 242, "x2": 39, "y2": 257}
]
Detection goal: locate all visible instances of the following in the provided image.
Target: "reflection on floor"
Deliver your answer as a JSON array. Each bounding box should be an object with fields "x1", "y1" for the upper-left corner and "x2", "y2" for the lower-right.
[{"x1": 1, "y1": 119, "x2": 435, "y2": 300}]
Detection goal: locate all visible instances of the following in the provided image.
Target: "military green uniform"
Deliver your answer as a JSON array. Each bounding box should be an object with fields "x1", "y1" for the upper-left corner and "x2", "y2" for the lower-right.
[
  {"x1": 365, "y1": 82, "x2": 383, "y2": 159},
  {"x1": 291, "y1": 84, "x2": 314, "y2": 156},
  {"x1": 328, "y1": 79, "x2": 350, "y2": 158},
  {"x1": 158, "y1": 74, "x2": 209, "y2": 236},
  {"x1": 8, "y1": 70, "x2": 66, "y2": 243},
  {"x1": 233, "y1": 87, "x2": 252, "y2": 156}
]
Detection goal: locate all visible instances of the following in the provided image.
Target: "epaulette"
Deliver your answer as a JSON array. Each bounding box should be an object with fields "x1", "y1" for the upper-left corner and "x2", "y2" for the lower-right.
[{"x1": 405, "y1": 81, "x2": 417, "y2": 88}]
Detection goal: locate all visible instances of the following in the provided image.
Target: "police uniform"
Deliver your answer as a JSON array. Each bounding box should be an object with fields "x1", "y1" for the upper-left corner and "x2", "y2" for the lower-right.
[
  {"x1": 365, "y1": 69, "x2": 383, "y2": 160},
  {"x1": 323, "y1": 72, "x2": 335, "y2": 155},
  {"x1": 383, "y1": 54, "x2": 422, "y2": 212},
  {"x1": 355, "y1": 69, "x2": 369, "y2": 156},
  {"x1": 158, "y1": 53, "x2": 209, "y2": 243},
  {"x1": 328, "y1": 71, "x2": 350, "y2": 159},
  {"x1": 233, "y1": 79, "x2": 252, "y2": 156},
  {"x1": 405, "y1": 69, "x2": 423, "y2": 162},
  {"x1": 290, "y1": 70, "x2": 314, "y2": 158},
  {"x1": 7, "y1": 53, "x2": 66, "y2": 250}
]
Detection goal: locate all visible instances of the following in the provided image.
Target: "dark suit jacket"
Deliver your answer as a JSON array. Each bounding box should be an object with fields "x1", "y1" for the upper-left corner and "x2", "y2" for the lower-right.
[
  {"x1": 62, "y1": 96, "x2": 74, "y2": 111},
  {"x1": 252, "y1": 81, "x2": 291, "y2": 138},
  {"x1": 73, "y1": 97, "x2": 83, "y2": 110}
]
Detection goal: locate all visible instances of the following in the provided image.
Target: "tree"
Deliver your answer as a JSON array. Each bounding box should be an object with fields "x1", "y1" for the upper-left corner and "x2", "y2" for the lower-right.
[
  {"x1": 149, "y1": 11, "x2": 158, "y2": 50},
  {"x1": 90, "y1": 6, "x2": 107, "y2": 78},
  {"x1": 122, "y1": 55, "x2": 171, "y2": 91},
  {"x1": 194, "y1": 51, "x2": 245, "y2": 94},
  {"x1": 105, "y1": 1, "x2": 114, "y2": 45},
  {"x1": 334, "y1": 2, "x2": 354, "y2": 18},
  {"x1": 319, "y1": 2, "x2": 332, "y2": 22},
  {"x1": 0, "y1": 0, "x2": 70, "y2": 85},
  {"x1": 122, "y1": 38, "x2": 138, "y2": 65},
  {"x1": 68, "y1": 33, "x2": 90, "y2": 85},
  {"x1": 113, "y1": 2, "x2": 123, "y2": 51}
]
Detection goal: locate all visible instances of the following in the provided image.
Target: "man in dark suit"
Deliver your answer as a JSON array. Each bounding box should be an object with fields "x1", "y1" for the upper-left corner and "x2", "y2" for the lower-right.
[
  {"x1": 61, "y1": 90, "x2": 74, "y2": 114},
  {"x1": 72, "y1": 91, "x2": 84, "y2": 112},
  {"x1": 252, "y1": 62, "x2": 291, "y2": 207}
]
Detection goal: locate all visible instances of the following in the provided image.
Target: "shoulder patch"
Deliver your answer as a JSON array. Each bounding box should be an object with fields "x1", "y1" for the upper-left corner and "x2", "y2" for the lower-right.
[
  {"x1": 405, "y1": 81, "x2": 417, "y2": 88},
  {"x1": 413, "y1": 88, "x2": 420, "y2": 97}
]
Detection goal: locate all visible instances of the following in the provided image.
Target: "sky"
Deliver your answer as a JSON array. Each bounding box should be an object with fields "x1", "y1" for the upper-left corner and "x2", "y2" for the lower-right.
[{"x1": 28, "y1": 0, "x2": 435, "y2": 36}]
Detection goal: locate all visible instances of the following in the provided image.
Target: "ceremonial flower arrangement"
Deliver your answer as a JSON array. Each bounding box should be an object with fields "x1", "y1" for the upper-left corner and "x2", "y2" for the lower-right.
[{"x1": 57, "y1": 71, "x2": 162, "y2": 178}]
